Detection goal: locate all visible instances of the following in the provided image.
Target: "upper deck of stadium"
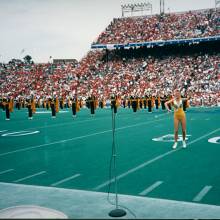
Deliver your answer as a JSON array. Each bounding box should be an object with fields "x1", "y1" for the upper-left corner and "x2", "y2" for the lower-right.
[{"x1": 92, "y1": 7, "x2": 220, "y2": 48}]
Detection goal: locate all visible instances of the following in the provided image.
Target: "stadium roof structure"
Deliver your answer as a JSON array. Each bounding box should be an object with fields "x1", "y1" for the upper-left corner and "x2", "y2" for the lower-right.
[{"x1": 91, "y1": 35, "x2": 220, "y2": 50}]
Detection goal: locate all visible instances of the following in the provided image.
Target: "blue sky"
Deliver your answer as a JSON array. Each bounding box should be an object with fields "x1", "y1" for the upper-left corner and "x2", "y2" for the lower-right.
[{"x1": 0, "y1": 0, "x2": 216, "y2": 63}]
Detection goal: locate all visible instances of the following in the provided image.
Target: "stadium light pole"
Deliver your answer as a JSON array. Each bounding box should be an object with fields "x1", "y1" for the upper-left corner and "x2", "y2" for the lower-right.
[
  {"x1": 121, "y1": 2, "x2": 152, "y2": 17},
  {"x1": 160, "y1": 0, "x2": 165, "y2": 14},
  {"x1": 216, "y1": 0, "x2": 220, "y2": 9},
  {"x1": 49, "y1": 56, "x2": 53, "y2": 74}
]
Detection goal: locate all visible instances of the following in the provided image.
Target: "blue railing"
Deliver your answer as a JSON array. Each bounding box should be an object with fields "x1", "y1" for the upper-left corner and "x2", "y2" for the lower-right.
[{"x1": 91, "y1": 35, "x2": 220, "y2": 49}]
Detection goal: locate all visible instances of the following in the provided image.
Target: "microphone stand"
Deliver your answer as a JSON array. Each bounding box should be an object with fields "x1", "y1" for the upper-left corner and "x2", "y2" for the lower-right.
[
  {"x1": 108, "y1": 98, "x2": 126, "y2": 218},
  {"x1": 104, "y1": 48, "x2": 126, "y2": 217}
]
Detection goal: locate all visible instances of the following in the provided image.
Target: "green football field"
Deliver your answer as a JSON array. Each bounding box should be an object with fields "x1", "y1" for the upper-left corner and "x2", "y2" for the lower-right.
[{"x1": 0, "y1": 106, "x2": 220, "y2": 217}]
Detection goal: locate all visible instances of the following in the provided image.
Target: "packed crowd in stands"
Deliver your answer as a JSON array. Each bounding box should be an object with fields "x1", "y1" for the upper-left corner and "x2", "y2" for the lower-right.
[
  {"x1": 0, "y1": 8, "x2": 220, "y2": 108},
  {"x1": 0, "y1": 61, "x2": 78, "y2": 99},
  {"x1": 94, "y1": 8, "x2": 220, "y2": 44},
  {"x1": 1, "y1": 49, "x2": 219, "y2": 107},
  {"x1": 75, "y1": 50, "x2": 220, "y2": 106}
]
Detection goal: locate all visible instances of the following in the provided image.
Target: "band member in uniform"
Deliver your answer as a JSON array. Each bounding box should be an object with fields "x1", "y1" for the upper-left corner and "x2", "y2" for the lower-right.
[
  {"x1": 131, "y1": 95, "x2": 137, "y2": 112},
  {"x1": 79, "y1": 98, "x2": 83, "y2": 108},
  {"x1": 143, "y1": 95, "x2": 147, "y2": 109},
  {"x1": 4, "y1": 96, "x2": 11, "y2": 120},
  {"x1": 95, "y1": 96, "x2": 99, "y2": 110},
  {"x1": 102, "y1": 97, "x2": 106, "y2": 108},
  {"x1": 155, "y1": 96, "x2": 160, "y2": 110},
  {"x1": 99, "y1": 96, "x2": 105, "y2": 109},
  {"x1": 165, "y1": 89, "x2": 188, "y2": 149},
  {"x1": 71, "y1": 95, "x2": 80, "y2": 117},
  {"x1": 160, "y1": 95, "x2": 166, "y2": 110},
  {"x1": 147, "y1": 95, "x2": 152, "y2": 113},
  {"x1": 37, "y1": 96, "x2": 41, "y2": 109},
  {"x1": 46, "y1": 95, "x2": 51, "y2": 110},
  {"x1": 46, "y1": 99, "x2": 49, "y2": 110},
  {"x1": 111, "y1": 95, "x2": 118, "y2": 114},
  {"x1": 18, "y1": 96, "x2": 23, "y2": 110},
  {"x1": 50, "y1": 96, "x2": 56, "y2": 118},
  {"x1": 9, "y1": 97, "x2": 14, "y2": 113},
  {"x1": 165, "y1": 94, "x2": 172, "y2": 111},
  {"x1": 60, "y1": 97, "x2": 64, "y2": 109},
  {"x1": 89, "y1": 94, "x2": 96, "y2": 116},
  {"x1": 127, "y1": 97, "x2": 131, "y2": 109},
  {"x1": 32, "y1": 96, "x2": 36, "y2": 114},
  {"x1": 22, "y1": 97, "x2": 25, "y2": 108},
  {"x1": 182, "y1": 92, "x2": 189, "y2": 112},
  {"x1": 26, "y1": 97, "x2": 33, "y2": 120},
  {"x1": 55, "y1": 96, "x2": 59, "y2": 113},
  {"x1": 15, "y1": 97, "x2": 20, "y2": 110},
  {"x1": 0, "y1": 97, "x2": 2, "y2": 110},
  {"x1": 139, "y1": 97, "x2": 143, "y2": 109},
  {"x1": 43, "y1": 97, "x2": 47, "y2": 108},
  {"x1": 122, "y1": 96, "x2": 126, "y2": 108}
]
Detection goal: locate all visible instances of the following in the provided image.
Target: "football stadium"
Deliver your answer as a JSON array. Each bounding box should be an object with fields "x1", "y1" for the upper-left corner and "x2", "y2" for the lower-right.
[{"x1": 0, "y1": 0, "x2": 220, "y2": 219}]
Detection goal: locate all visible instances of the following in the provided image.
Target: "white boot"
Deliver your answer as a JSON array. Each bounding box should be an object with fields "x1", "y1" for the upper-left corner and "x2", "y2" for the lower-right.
[
  {"x1": 182, "y1": 140, "x2": 186, "y2": 148},
  {"x1": 172, "y1": 142, "x2": 178, "y2": 149}
]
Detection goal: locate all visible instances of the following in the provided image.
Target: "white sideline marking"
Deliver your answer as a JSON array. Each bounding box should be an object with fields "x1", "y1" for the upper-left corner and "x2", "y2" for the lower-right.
[
  {"x1": 51, "y1": 174, "x2": 81, "y2": 186},
  {"x1": 7, "y1": 109, "x2": 137, "y2": 131},
  {"x1": 33, "y1": 112, "x2": 164, "y2": 131},
  {"x1": 154, "y1": 112, "x2": 170, "y2": 119},
  {"x1": 139, "y1": 181, "x2": 163, "y2": 196},
  {"x1": 2, "y1": 181, "x2": 220, "y2": 220},
  {"x1": 0, "y1": 169, "x2": 14, "y2": 175},
  {"x1": 2, "y1": 131, "x2": 40, "y2": 137},
  {"x1": 28, "y1": 118, "x2": 102, "y2": 130},
  {"x1": 94, "y1": 128, "x2": 220, "y2": 190},
  {"x1": 36, "y1": 111, "x2": 68, "y2": 114},
  {"x1": 1, "y1": 117, "x2": 103, "y2": 133},
  {"x1": 2, "y1": 181, "x2": 220, "y2": 211},
  {"x1": 193, "y1": 186, "x2": 212, "y2": 202},
  {"x1": 3, "y1": 110, "x2": 162, "y2": 140},
  {"x1": 0, "y1": 117, "x2": 166, "y2": 157},
  {"x1": 13, "y1": 171, "x2": 46, "y2": 183},
  {"x1": 0, "y1": 130, "x2": 8, "y2": 133}
]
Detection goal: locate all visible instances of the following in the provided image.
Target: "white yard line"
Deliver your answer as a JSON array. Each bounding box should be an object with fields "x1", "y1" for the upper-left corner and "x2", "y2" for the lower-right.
[
  {"x1": 0, "y1": 169, "x2": 14, "y2": 175},
  {"x1": 51, "y1": 174, "x2": 81, "y2": 187},
  {"x1": 0, "y1": 117, "x2": 166, "y2": 157},
  {"x1": 139, "y1": 181, "x2": 163, "y2": 196},
  {"x1": 36, "y1": 111, "x2": 68, "y2": 114},
  {"x1": 3, "y1": 109, "x2": 142, "y2": 131},
  {"x1": 193, "y1": 186, "x2": 212, "y2": 202},
  {"x1": 32, "y1": 118, "x2": 103, "y2": 130},
  {"x1": 13, "y1": 171, "x2": 46, "y2": 183},
  {"x1": 94, "y1": 128, "x2": 220, "y2": 190},
  {"x1": 1, "y1": 117, "x2": 103, "y2": 133}
]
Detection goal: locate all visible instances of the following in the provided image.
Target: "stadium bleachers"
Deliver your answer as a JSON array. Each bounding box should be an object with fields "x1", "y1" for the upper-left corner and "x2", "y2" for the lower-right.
[
  {"x1": 94, "y1": 8, "x2": 220, "y2": 44},
  {"x1": 0, "y1": 8, "x2": 220, "y2": 106}
]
